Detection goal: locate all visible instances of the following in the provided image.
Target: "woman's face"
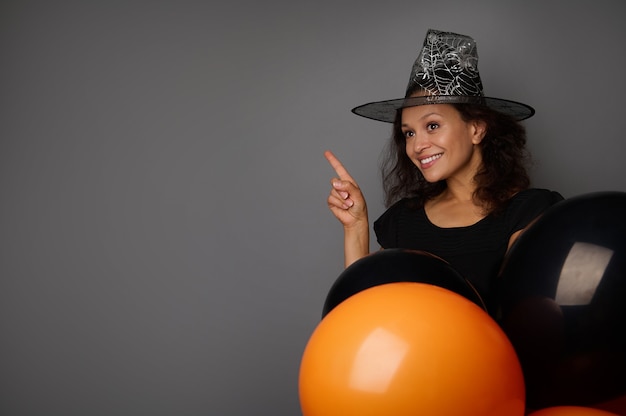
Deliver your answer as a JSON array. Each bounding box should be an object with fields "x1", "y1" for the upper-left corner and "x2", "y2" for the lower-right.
[{"x1": 401, "y1": 103, "x2": 485, "y2": 184}]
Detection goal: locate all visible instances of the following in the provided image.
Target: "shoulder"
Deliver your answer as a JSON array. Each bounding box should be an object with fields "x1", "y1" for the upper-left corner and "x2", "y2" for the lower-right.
[
  {"x1": 374, "y1": 197, "x2": 420, "y2": 233},
  {"x1": 377, "y1": 197, "x2": 420, "y2": 220},
  {"x1": 508, "y1": 188, "x2": 564, "y2": 209},
  {"x1": 505, "y1": 188, "x2": 564, "y2": 231}
]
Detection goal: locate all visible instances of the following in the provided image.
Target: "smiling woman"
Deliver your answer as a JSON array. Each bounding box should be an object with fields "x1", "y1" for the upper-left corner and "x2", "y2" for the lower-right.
[
  {"x1": 400, "y1": 103, "x2": 484, "y2": 186},
  {"x1": 325, "y1": 29, "x2": 563, "y2": 312}
]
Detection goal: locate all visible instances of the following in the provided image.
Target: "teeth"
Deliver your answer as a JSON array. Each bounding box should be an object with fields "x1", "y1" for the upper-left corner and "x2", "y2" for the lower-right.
[{"x1": 420, "y1": 154, "x2": 442, "y2": 164}]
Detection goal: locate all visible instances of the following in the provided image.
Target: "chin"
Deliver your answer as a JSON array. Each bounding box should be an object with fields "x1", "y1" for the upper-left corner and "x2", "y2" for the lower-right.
[{"x1": 421, "y1": 174, "x2": 442, "y2": 183}]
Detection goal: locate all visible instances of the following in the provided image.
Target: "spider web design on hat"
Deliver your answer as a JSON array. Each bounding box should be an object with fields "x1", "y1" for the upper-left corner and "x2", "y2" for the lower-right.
[
  {"x1": 351, "y1": 29, "x2": 535, "y2": 123},
  {"x1": 408, "y1": 29, "x2": 483, "y2": 97}
]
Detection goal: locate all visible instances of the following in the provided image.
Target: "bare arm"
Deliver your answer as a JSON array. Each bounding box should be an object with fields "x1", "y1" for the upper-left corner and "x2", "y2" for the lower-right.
[{"x1": 324, "y1": 150, "x2": 370, "y2": 267}]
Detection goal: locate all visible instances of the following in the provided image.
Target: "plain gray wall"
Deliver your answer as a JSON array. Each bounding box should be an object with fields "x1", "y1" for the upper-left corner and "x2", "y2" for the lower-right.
[{"x1": 1, "y1": 1, "x2": 625, "y2": 415}]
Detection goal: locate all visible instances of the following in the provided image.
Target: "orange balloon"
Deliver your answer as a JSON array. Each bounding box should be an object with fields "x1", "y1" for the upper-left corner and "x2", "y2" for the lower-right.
[
  {"x1": 527, "y1": 406, "x2": 620, "y2": 415},
  {"x1": 299, "y1": 282, "x2": 525, "y2": 416}
]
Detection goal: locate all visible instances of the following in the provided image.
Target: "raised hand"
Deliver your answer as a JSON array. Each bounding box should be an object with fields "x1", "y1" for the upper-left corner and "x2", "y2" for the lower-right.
[{"x1": 324, "y1": 150, "x2": 368, "y2": 229}]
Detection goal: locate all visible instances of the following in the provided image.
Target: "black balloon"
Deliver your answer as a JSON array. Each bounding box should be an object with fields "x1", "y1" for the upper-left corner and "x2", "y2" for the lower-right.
[
  {"x1": 495, "y1": 191, "x2": 626, "y2": 409},
  {"x1": 322, "y1": 248, "x2": 486, "y2": 318}
]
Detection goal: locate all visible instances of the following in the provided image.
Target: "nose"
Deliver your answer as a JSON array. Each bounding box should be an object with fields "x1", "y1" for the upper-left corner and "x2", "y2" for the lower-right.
[{"x1": 408, "y1": 134, "x2": 430, "y2": 154}]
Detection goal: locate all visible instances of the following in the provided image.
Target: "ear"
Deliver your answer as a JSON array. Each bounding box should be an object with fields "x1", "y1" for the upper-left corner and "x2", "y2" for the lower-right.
[{"x1": 470, "y1": 120, "x2": 487, "y2": 145}]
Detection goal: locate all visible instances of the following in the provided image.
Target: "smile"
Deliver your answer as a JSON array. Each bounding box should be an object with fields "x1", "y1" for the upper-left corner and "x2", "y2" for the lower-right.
[{"x1": 419, "y1": 153, "x2": 443, "y2": 165}]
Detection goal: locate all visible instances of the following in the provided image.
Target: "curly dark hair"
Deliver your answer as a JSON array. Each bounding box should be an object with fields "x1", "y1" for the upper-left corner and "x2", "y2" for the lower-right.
[{"x1": 380, "y1": 103, "x2": 531, "y2": 214}]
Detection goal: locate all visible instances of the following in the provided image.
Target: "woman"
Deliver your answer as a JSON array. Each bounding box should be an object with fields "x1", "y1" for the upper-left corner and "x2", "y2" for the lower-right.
[{"x1": 326, "y1": 29, "x2": 562, "y2": 308}]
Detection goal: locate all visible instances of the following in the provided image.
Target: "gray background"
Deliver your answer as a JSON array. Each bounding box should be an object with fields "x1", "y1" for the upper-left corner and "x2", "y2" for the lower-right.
[{"x1": 1, "y1": 1, "x2": 625, "y2": 415}]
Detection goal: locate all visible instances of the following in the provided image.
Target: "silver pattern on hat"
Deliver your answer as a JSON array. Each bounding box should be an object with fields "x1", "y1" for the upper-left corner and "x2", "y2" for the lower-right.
[
  {"x1": 351, "y1": 29, "x2": 535, "y2": 123},
  {"x1": 407, "y1": 30, "x2": 483, "y2": 97}
]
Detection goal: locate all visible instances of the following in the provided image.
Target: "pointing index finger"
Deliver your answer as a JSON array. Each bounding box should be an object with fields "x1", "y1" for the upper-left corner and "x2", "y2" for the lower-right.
[{"x1": 324, "y1": 150, "x2": 355, "y2": 182}]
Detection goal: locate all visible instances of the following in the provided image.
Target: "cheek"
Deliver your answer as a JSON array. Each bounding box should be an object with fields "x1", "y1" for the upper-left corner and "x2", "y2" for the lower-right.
[{"x1": 402, "y1": 140, "x2": 411, "y2": 156}]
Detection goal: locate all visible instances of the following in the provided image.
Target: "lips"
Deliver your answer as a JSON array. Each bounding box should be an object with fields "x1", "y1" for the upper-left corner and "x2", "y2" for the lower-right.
[{"x1": 419, "y1": 153, "x2": 443, "y2": 166}]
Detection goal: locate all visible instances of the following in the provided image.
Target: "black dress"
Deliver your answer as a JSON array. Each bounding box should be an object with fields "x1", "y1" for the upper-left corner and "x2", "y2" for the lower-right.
[{"x1": 373, "y1": 188, "x2": 564, "y2": 307}]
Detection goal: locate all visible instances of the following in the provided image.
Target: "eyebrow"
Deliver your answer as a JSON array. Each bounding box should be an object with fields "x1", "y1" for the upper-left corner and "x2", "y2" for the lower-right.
[{"x1": 401, "y1": 111, "x2": 440, "y2": 128}]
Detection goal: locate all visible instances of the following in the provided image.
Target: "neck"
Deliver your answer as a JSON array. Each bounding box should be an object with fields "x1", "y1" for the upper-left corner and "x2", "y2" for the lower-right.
[
  {"x1": 442, "y1": 145, "x2": 482, "y2": 203},
  {"x1": 443, "y1": 174, "x2": 477, "y2": 203}
]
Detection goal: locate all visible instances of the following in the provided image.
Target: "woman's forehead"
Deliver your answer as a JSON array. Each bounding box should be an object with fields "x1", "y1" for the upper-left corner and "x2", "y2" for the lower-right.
[{"x1": 401, "y1": 103, "x2": 458, "y2": 121}]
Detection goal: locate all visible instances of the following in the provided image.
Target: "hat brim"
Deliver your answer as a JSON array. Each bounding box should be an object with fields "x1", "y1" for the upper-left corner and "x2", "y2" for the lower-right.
[{"x1": 351, "y1": 95, "x2": 535, "y2": 123}]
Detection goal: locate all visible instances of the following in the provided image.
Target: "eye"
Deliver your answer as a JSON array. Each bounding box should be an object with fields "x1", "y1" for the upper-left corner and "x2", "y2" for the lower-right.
[
  {"x1": 403, "y1": 130, "x2": 415, "y2": 139},
  {"x1": 427, "y1": 122, "x2": 439, "y2": 131}
]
